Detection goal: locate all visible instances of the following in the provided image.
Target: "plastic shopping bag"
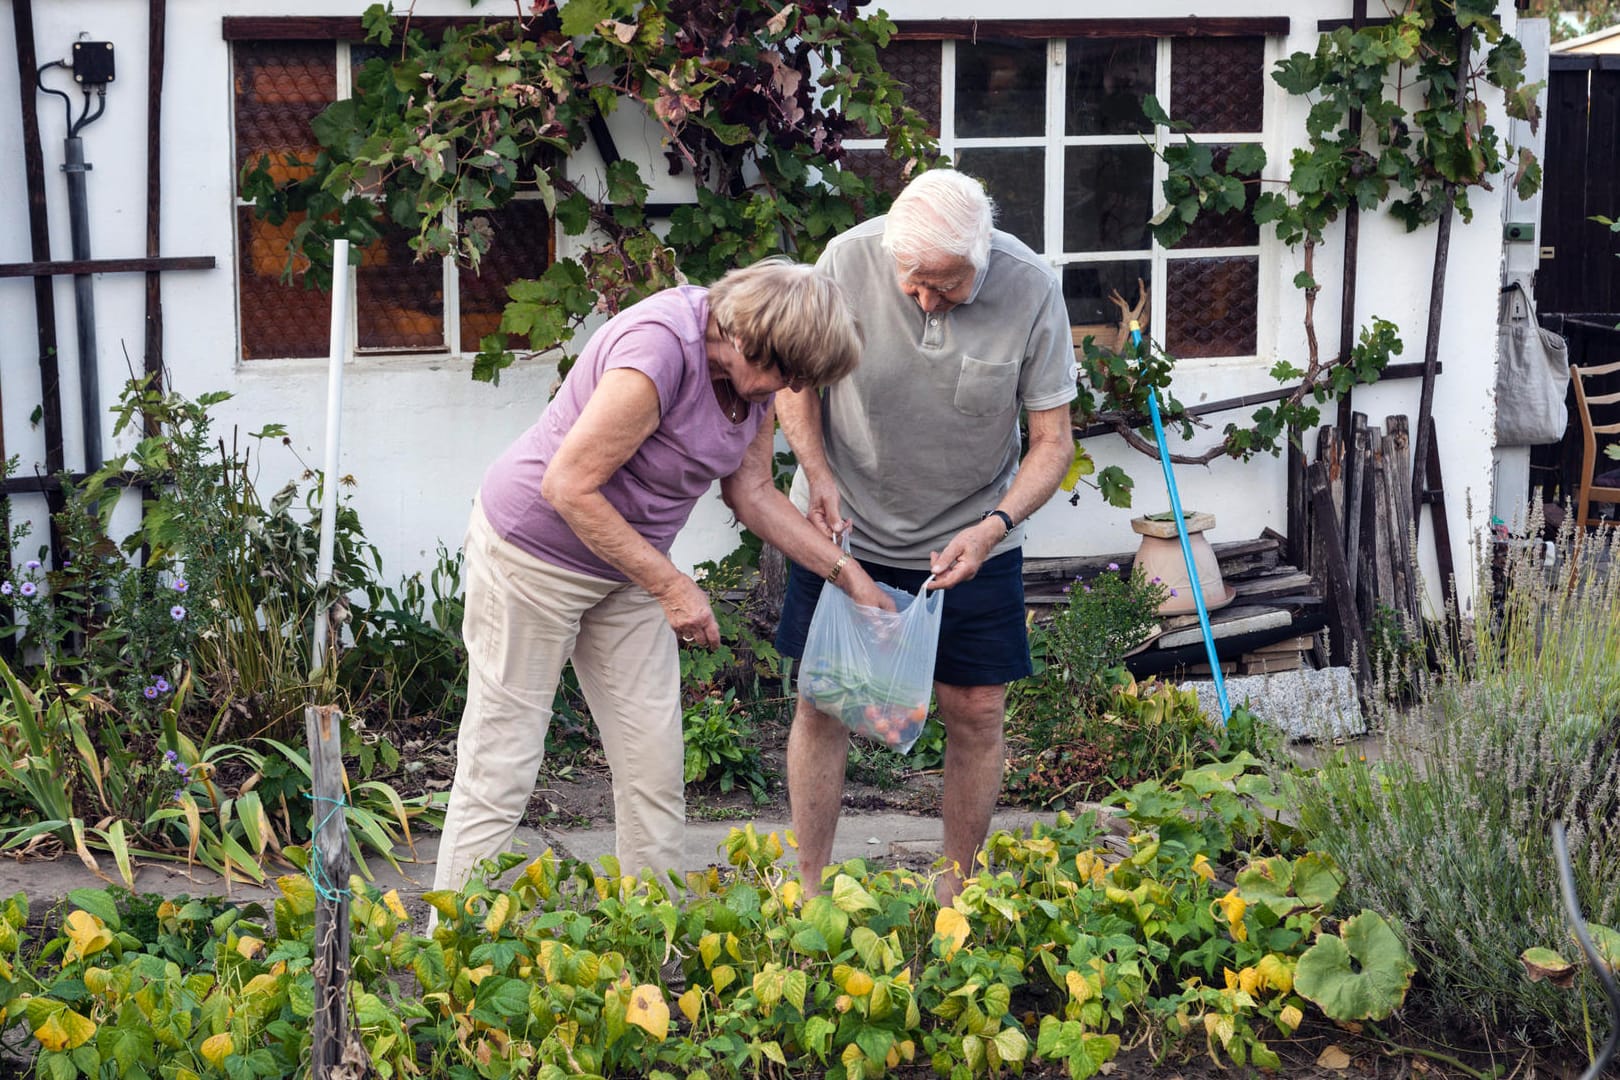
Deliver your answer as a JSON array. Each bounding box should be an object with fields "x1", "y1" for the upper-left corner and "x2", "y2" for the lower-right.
[{"x1": 797, "y1": 547, "x2": 943, "y2": 755}]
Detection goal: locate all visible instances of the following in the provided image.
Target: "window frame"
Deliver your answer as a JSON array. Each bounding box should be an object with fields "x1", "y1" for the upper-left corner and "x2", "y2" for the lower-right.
[{"x1": 843, "y1": 23, "x2": 1284, "y2": 364}]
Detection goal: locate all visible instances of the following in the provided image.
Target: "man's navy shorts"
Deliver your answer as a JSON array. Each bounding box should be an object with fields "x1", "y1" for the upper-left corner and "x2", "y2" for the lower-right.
[{"x1": 774, "y1": 548, "x2": 1033, "y2": 687}]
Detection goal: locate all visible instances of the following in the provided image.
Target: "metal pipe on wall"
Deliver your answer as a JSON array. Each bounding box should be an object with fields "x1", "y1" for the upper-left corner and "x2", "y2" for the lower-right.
[{"x1": 63, "y1": 135, "x2": 102, "y2": 472}]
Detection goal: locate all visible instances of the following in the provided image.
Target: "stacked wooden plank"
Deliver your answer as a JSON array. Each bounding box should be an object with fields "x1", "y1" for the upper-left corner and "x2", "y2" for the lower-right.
[
  {"x1": 1297, "y1": 414, "x2": 1424, "y2": 688},
  {"x1": 1024, "y1": 532, "x2": 1327, "y2": 680}
]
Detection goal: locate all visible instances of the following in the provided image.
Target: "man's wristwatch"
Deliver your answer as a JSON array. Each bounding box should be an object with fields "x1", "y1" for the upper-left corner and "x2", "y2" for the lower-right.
[{"x1": 980, "y1": 509, "x2": 1014, "y2": 537}]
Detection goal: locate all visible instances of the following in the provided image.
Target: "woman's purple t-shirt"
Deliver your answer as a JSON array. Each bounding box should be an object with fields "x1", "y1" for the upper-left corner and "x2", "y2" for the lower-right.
[{"x1": 479, "y1": 286, "x2": 764, "y2": 581}]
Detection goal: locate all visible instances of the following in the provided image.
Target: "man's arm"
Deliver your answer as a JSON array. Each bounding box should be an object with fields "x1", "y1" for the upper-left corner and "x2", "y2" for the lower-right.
[
  {"x1": 722, "y1": 404, "x2": 891, "y2": 609},
  {"x1": 927, "y1": 404, "x2": 1074, "y2": 589},
  {"x1": 775, "y1": 386, "x2": 848, "y2": 540}
]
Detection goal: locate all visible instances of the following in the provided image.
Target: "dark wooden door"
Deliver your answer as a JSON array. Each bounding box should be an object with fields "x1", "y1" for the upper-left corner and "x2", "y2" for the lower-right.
[{"x1": 1538, "y1": 56, "x2": 1620, "y2": 316}]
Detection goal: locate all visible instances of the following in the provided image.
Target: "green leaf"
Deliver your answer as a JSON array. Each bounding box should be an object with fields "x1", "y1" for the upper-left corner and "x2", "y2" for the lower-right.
[
  {"x1": 560, "y1": 0, "x2": 615, "y2": 37},
  {"x1": 1296, "y1": 910, "x2": 1416, "y2": 1021},
  {"x1": 830, "y1": 874, "x2": 880, "y2": 915},
  {"x1": 68, "y1": 889, "x2": 119, "y2": 930}
]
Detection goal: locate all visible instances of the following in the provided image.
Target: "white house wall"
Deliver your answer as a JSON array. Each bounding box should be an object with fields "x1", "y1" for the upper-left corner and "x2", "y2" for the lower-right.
[{"x1": 0, "y1": 0, "x2": 1511, "y2": 615}]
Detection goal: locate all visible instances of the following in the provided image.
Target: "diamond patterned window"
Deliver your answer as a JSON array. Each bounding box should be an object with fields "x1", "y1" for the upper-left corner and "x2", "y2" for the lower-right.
[
  {"x1": 232, "y1": 39, "x2": 551, "y2": 361},
  {"x1": 840, "y1": 28, "x2": 1272, "y2": 361}
]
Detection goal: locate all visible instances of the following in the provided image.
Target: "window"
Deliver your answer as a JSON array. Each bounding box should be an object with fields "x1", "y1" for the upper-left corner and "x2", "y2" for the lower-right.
[
  {"x1": 843, "y1": 31, "x2": 1271, "y2": 360},
  {"x1": 231, "y1": 39, "x2": 553, "y2": 361}
]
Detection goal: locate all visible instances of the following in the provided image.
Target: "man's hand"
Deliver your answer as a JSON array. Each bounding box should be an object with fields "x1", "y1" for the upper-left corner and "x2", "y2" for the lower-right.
[
  {"x1": 654, "y1": 574, "x2": 721, "y2": 648},
  {"x1": 926, "y1": 517, "x2": 1006, "y2": 590}
]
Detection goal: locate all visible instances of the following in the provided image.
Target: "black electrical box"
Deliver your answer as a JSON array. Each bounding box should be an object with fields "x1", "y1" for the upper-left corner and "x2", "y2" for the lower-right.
[{"x1": 71, "y1": 41, "x2": 115, "y2": 85}]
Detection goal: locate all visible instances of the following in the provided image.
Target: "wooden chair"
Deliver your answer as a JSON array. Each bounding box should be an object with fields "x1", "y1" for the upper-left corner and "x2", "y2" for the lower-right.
[{"x1": 1570, "y1": 361, "x2": 1620, "y2": 529}]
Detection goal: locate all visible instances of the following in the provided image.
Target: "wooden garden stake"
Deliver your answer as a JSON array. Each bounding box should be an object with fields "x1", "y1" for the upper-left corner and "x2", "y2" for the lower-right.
[{"x1": 305, "y1": 703, "x2": 355, "y2": 1077}]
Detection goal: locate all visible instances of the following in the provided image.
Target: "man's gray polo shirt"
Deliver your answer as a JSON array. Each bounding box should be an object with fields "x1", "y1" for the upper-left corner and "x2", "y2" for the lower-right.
[{"x1": 790, "y1": 217, "x2": 1078, "y2": 570}]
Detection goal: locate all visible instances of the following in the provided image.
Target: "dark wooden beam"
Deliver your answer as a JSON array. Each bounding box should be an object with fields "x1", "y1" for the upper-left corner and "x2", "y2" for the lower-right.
[
  {"x1": 11, "y1": 0, "x2": 66, "y2": 488},
  {"x1": 1072, "y1": 361, "x2": 1443, "y2": 441},
  {"x1": 222, "y1": 12, "x2": 559, "y2": 41},
  {"x1": 145, "y1": 0, "x2": 168, "y2": 393},
  {"x1": 1317, "y1": 17, "x2": 1397, "y2": 30},
  {"x1": 892, "y1": 17, "x2": 1289, "y2": 40},
  {"x1": 0, "y1": 255, "x2": 216, "y2": 278}
]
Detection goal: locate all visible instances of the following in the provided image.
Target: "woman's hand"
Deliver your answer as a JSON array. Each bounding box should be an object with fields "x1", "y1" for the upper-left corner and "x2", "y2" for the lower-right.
[{"x1": 655, "y1": 573, "x2": 722, "y2": 648}]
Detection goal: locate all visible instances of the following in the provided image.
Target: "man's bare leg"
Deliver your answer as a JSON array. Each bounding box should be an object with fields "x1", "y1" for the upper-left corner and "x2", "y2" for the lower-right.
[
  {"x1": 932, "y1": 682, "x2": 1008, "y2": 905},
  {"x1": 786, "y1": 695, "x2": 851, "y2": 894}
]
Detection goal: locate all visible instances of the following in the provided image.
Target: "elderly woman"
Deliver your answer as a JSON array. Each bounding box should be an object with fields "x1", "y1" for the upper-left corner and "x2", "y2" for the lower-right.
[{"x1": 433, "y1": 259, "x2": 888, "y2": 893}]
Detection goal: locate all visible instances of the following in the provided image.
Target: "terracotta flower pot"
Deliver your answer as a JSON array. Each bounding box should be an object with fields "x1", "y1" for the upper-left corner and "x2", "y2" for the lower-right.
[{"x1": 1130, "y1": 511, "x2": 1237, "y2": 616}]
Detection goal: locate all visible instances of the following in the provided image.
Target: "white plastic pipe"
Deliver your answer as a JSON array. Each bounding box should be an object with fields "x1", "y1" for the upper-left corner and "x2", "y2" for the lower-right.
[{"x1": 311, "y1": 239, "x2": 351, "y2": 673}]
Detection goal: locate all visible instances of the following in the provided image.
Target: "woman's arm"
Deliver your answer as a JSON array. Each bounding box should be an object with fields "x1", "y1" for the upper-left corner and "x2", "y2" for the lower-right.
[
  {"x1": 721, "y1": 402, "x2": 893, "y2": 611},
  {"x1": 541, "y1": 367, "x2": 721, "y2": 645}
]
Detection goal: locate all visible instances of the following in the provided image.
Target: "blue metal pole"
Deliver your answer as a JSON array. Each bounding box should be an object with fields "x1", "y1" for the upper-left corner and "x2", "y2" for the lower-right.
[{"x1": 1131, "y1": 321, "x2": 1231, "y2": 724}]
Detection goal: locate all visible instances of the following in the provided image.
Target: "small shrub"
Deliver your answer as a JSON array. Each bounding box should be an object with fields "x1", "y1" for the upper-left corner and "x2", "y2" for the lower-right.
[
  {"x1": 1291, "y1": 527, "x2": 1620, "y2": 1044},
  {"x1": 682, "y1": 690, "x2": 771, "y2": 803}
]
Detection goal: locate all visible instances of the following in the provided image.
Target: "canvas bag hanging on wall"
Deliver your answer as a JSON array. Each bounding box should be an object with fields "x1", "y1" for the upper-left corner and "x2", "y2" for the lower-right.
[{"x1": 1495, "y1": 282, "x2": 1570, "y2": 447}]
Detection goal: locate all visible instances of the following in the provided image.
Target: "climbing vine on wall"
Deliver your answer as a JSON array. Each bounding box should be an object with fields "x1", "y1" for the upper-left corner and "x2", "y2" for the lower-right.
[
  {"x1": 1077, "y1": 0, "x2": 1542, "y2": 479},
  {"x1": 239, "y1": 0, "x2": 935, "y2": 384}
]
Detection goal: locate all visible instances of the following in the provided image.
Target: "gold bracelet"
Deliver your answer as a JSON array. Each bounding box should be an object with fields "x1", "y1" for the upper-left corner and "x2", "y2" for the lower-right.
[{"x1": 826, "y1": 552, "x2": 850, "y2": 584}]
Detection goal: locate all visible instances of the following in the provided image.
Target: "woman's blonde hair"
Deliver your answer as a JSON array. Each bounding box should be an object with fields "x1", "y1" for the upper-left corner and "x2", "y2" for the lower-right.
[{"x1": 708, "y1": 258, "x2": 863, "y2": 389}]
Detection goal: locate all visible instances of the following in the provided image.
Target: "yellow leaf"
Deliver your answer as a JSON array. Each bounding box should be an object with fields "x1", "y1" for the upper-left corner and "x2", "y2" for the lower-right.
[
  {"x1": 776, "y1": 880, "x2": 802, "y2": 911},
  {"x1": 1192, "y1": 854, "x2": 1216, "y2": 882},
  {"x1": 625, "y1": 983, "x2": 669, "y2": 1041},
  {"x1": 62, "y1": 910, "x2": 114, "y2": 965},
  {"x1": 200, "y1": 1032, "x2": 235, "y2": 1067},
  {"x1": 383, "y1": 890, "x2": 410, "y2": 921},
  {"x1": 484, "y1": 895, "x2": 511, "y2": 936},
  {"x1": 276, "y1": 875, "x2": 317, "y2": 917},
  {"x1": 1278, "y1": 1004, "x2": 1304, "y2": 1035},
  {"x1": 33, "y1": 1006, "x2": 97, "y2": 1051},
  {"x1": 242, "y1": 974, "x2": 280, "y2": 997},
  {"x1": 1238, "y1": 967, "x2": 1260, "y2": 997},
  {"x1": 1214, "y1": 890, "x2": 1248, "y2": 943},
  {"x1": 844, "y1": 970, "x2": 874, "y2": 997},
  {"x1": 934, "y1": 907, "x2": 970, "y2": 959},
  {"x1": 236, "y1": 936, "x2": 264, "y2": 959},
  {"x1": 1256, "y1": 954, "x2": 1295, "y2": 995},
  {"x1": 1065, "y1": 969, "x2": 1094, "y2": 1004},
  {"x1": 677, "y1": 988, "x2": 701, "y2": 1024},
  {"x1": 157, "y1": 901, "x2": 178, "y2": 921}
]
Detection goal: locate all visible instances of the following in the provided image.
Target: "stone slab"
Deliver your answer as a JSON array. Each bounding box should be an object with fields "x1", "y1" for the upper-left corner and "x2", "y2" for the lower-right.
[{"x1": 1180, "y1": 666, "x2": 1365, "y2": 741}]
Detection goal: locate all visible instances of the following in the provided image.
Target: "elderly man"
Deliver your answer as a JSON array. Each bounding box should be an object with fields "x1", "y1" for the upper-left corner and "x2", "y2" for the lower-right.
[{"x1": 775, "y1": 169, "x2": 1078, "y2": 904}]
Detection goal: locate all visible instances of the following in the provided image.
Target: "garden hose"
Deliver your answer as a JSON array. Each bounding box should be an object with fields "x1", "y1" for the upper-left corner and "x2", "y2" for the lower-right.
[{"x1": 1130, "y1": 321, "x2": 1230, "y2": 724}]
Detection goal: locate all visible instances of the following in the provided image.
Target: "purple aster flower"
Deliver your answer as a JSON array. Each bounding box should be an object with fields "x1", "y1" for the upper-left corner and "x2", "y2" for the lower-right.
[
  {"x1": 19, "y1": 582, "x2": 35, "y2": 598},
  {"x1": 143, "y1": 686, "x2": 159, "y2": 700},
  {"x1": 164, "y1": 750, "x2": 178, "y2": 763},
  {"x1": 155, "y1": 677, "x2": 170, "y2": 693},
  {"x1": 170, "y1": 605, "x2": 186, "y2": 620},
  {"x1": 1169, "y1": 588, "x2": 1179, "y2": 597},
  {"x1": 25, "y1": 560, "x2": 39, "y2": 570},
  {"x1": 1151, "y1": 576, "x2": 1161, "y2": 584},
  {"x1": 173, "y1": 792, "x2": 185, "y2": 805},
  {"x1": 172, "y1": 579, "x2": 189, "y2": 594},
  {"x1": 1107, "y1": 562, "x2": 1120, "y2": 572},
  {"x1": 0, "y1": 582, "x2": 11, "y2": 597},
  {"x1": 174, "y1": 763, "x2": 188, "y2": 777},
  {"x1": 1083, "y1": 584, "x2": 1093, "y2": 593}
]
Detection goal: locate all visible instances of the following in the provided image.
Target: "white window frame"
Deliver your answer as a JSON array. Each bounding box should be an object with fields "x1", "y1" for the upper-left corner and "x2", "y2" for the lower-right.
[{"x1": 844, "y1": 34, "x2": 1277, "y2": 363}]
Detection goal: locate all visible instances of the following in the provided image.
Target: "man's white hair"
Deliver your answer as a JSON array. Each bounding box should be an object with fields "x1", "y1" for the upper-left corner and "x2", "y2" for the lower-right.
[{"x1": 881, "y1": 169, "x2": 996, "y2": 275}]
